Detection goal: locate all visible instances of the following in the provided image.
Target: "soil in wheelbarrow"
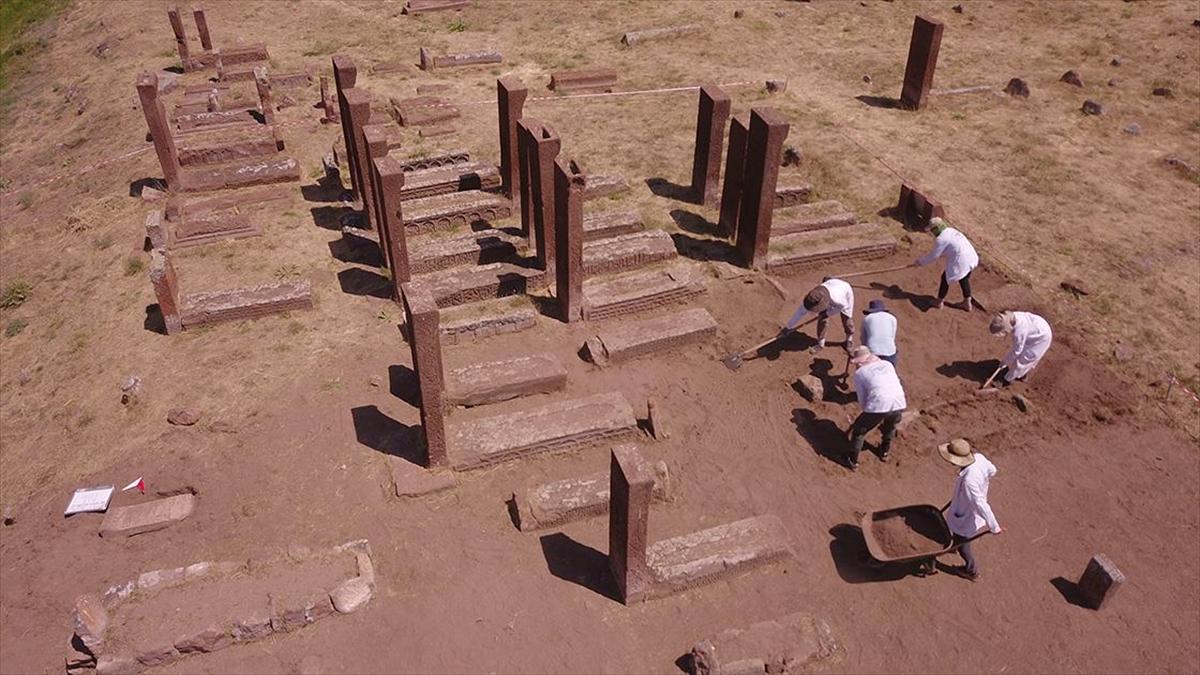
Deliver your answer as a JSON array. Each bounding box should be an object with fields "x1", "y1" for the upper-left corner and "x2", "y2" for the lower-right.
[{"x1": 871, "y1": 510, "x2": 950, "y2": 558}]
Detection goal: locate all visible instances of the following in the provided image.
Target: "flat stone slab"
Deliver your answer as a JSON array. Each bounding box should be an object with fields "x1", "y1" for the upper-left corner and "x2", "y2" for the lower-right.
[
  {"x1": 515, "y1": 462, "x2": 670, "y2": 531},
  {"x1": 179, "y1": 156, "x2": 300, "y2": 193},
  {"x1": 583, "y1": 209, "x2": 643, "y2": 241},
  {"x1": 439, "y1": 296, "x2": 538, "y2": 345},
  {"x1": 770, "y1": 200, "x2": 857, "y2": 236},
  {"x1": 389, "y1": 458, "x2": 456, "y2": 497},
  {"x1": 584, "y1": 307, "x2": 717, "y2": 367},
  {"x1": 582, "y1": 263, "x2": 706, "y2": 321},
  {"x1": 419, "y1": 47, "x2": 502, "y2": 70},
  {"x1": 403, "y1": 190, "x2": 513, "y2": 235},
  {"x1": 175, "y1": 108, "x2": 259, "y2": 131},
  {"x1": 584, "y1": 173, "x2": 630, "y2": 199},
  {"x1": 177, "y1": 127, "x2": 279, "y2": 167},
  {"x1": 165, "y1": 185, "x2": 290, "y2": 221},
  {"x1": 445, "y1": 355, "x2": 567, "y2": 407},
  {"x1": 411, "y1": 262, "x2": 545, "y2": 308},
  {"x1": 400, "y1": 161, "x2": 500, "y2": 201},
  {"x1": 448, "y1": 392, "x2": 638, "y2": 470},
  {"x1": 180, "y1": 280, "x2": 313, "y2": 328},
  {"x1": 391, "y1": 95, "x2": 461, "y2": 127},
  {"x1": 646, "y1": 515, "x2": 794, "y2": 600},
  {"x1": 409, "y1": 228, "x2": 526, "y2": 274},
  {"x1": 773, "y1": 181, "x2": 813, "y2": 208},
  {"x1": 171, "y1": 211, "x2": 260, "y2": 249},
  {"x1": 688, "y1": 613, "x2": 841, "y2": 675},
  {"x1": 550, "y1": 68, "x2": 618, "y2": 94},
  {"x1": 100, "y1": 494, "x2": 195, "y2": 539},
  {"x1": 621, "y1": 23, "x2": 702, "y2": 46},
  {"x1": 404, "y1": 0, "x2": 470, "y2": 14},
  {"x1": 395, "y1": 148, "x2": 471, "y2": 171},
  {"x1": 583, "y1": 229, "x2": 676, "y2": 276},
  {"x1": 767, "y1": 223, "x2": 896, "y2": 276}
]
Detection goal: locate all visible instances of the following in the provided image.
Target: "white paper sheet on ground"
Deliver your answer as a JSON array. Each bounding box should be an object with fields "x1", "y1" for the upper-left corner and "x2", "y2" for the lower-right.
[{"x1": 64, "y1": 486, "x2": 114, "y2": 516}]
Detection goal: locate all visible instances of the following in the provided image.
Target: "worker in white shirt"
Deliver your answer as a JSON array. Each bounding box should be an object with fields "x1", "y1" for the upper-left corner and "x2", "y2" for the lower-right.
[
  {"x1": 989, "y1": 310, "x2": 1053, "y2": 384},
  {"x1": 845, "y1": 346, "x2": 906, "y2": 470},
  {"x1": 913, "y1": 217, "x2": 979, "y2": 311},
  {"x1": 860, "y1": 299, "x2": 898, "y2": 366},
  {"x1": 938, "y1": 438, "x2": 1003, "y2": 581},
  {"x1": 782, "y1": 278, "x2": 855, "y2": 353}
]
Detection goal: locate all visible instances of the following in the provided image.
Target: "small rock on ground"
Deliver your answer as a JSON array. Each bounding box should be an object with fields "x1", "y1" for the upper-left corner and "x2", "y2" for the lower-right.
[
  {"x1": 330, "y1": 577, "x2": 373, "y2": 614},
  {"x1": 1060, "y1": 70, "x2": 1083, "y2": 87},
  {"x1": 1081, "y1": 99, "x2": 1105, "y2": 115},
  {"x1": 1013, "y1": 394, "x2": 1032, "y2": 413},
  {"x1": 1123, "y1": 122, "x2": 1141, "y2": 135},
  {"x1": 1152, "y1": 87, "x2": 1174, "y2": 98},
  {"x1": 797, "y1": 375, "x2": 824, "y2": 402},
  {"x1": 167, "y1": 408, "x2": 201, "y2": 426},
  {"x1": 1004, "y1": 78, "x2": 1030, "y2": 98}
]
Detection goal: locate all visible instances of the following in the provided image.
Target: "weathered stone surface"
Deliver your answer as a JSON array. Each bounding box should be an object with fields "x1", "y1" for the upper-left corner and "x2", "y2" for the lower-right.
[
  {"x1": 583, "y1": 173, "x2": 629, "y2": 199},
  {"x1": 395, "y1": 149, "x2": 471, "y2": 171},
  {"x1": 409, "y1": 228, "x2": 525, "y2": 274},
  {"x1": 167, "y1": 408, "x2": 201, "y2": 425},
  {"x1": 400, "y1": 282, "x2": 447, "y2": 468},
  {"x1": 690, "y1": 85, "x2": 732, "y2": 206},
  {"x1": 583, "y1": 209, "x2": 643, "y2": 241},
  {"x1": 411, "y1": 262, "x2": 544, "y2": 308},
  {"x1": 585, "y1": 308, "x2": 718, "y2": 367},
  {"x1": 136, "y1": 567, "x2": 185, "y2": 591},
  {"x1": 166, "y1": 186, "x2": 289, "y2": 220},
  {"x1": 174, "y1": 625, "x2": 231, "y2": 654},
  {"x1": 168, "y1": 211, "x2": 261, "y2": 249},
  {"x1": 582, "y1": 264, "x2": 706, "y2": 321},
  {"x1": 647, "y1": 398, "x2": 669, "y2": 440},
  {"x1": 771, "y1": 200, "x2": 856, "y2": 236},
  {"x1": 718, "y1": 114, "x2": 749, "y2": 236},
  {"x1": 176, "y1": 128, "x2": 279, "y2": 167},
  {"x1": 73, "y1": 594, "x2": 108, "y2": 651},
  {"x1": 773, "y1": 180, "x2": 811, "y2": 208},
  {"x1": 330, "y1": 577, "x2": 373, "y2": 614},
  {"x1": 736, "y1": 108, "x2": 790, "y2": 269},
  {"x1": 899, "y1": 16, "x2": 944, "y2": 110},
  {"x1": 1152, "y1": 86, "x2": 1174, "y2": 98},
  {"x1": 400, "y1": 161, "x2": 500, "y2": 201},
  {"x1": 797, "y1": 375, "x2": 824, "y2": 402},
  {"x1": 100, "y1": 494, "x2": 195, "y2": 539},
  {"x1": 419, "y1": 126, "x2": 456, "y2": 138},
  {"x1": 1081, "y1": 99, "x2": 1105, "y2": 115},
  {"x1": 645, "y1": 515, "x2": 793, "y2": 599},
  {"x1": 403, "y1": 190, "x2": 512, "y2": 235},
  {"x1": 1122, "y1": 122, "x2": 1141, "y2": 136},
  {"x1": 765, "y1": 78, "x2": 787, "y2": 93},
  {"x1": 609, "y1": 444, "x2": 656, "y2": 604},
  {"x1": 516, "y1": 461, "x2": 670, "y2": 531},
  {"x1": 621, "y1": 23, "x2": 701, "y2": 46},
  {"x1": 1077, "y1": 554, "x2": 1125, "y2": 610},
  {"x1": 419, "y1": 46, "x2": 502, "y2": 70},
  {"x1": 179, "y1": 156, "x2": 300, "y2": 193},
  {"x1": 135, "y1": 643, "x2": 177, "y2": 667},
  {"x1": 688, "y1": 613, "x2": 840, "y2": 675},
  {"x1": 390, "y1": 458, "x2": 456, "y2": 497},
  {"x1": 1004, "y1": 77, "x2": 1030, "y2": 98},
  {"x1": 445, "y1": 355, "x2": 567, "y2": 407},
  {"x1": 439, "y1": 296, "x2": 538, "y2": 344},
  {"x1": 550, "y1": 68, "x2": 618, "y2": 93},
  {"x1": 767, "y1": 224, "x2": 896, "y2": 276},
  {"x1": 305, "y1": 593, "x2": 336, "y2": 623},
  {"x1": 179, "y1": 280, "x2": 312, "y2": 328},
  {"x1": 392, "y1": 95, "x2": 461, "y2": 127},
  {"x1": 231, "y1": 606, "x2": 273, "y2": 641},
  {"x1": 403, "y1": 0, "x2": 470, "y2": 14},
  {"x1": 583, "y1": 230, "x2": 676, "y2": 275},
  {"x1": 896, "y1": 183, "x2": 945, "y2": 230},
  {"x1": 448, "y1": 392, "x2": 638, "y2": 470},
  {"x1": 1061, "y1": 70, "x2": 1084, "y2": 87},
  {"x1": 96, "y1": 654, "x2": 140, "y2": 675}
]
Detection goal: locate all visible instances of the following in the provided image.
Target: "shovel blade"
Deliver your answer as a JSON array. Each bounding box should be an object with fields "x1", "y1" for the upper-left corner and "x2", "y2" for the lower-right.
[{"x1": 722, "y1": 353, "x2": 745, "y2": 371}]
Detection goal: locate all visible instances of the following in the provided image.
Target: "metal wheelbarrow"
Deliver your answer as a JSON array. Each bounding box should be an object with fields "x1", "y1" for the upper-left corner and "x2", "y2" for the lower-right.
[{"x1": 860, "y1": 503, "x2": 988, "y2": 576}]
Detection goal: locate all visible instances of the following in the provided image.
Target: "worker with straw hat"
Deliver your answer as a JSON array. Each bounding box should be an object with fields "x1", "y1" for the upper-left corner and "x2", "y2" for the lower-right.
[
  {"x1": 988, "y1": 310, "x2": 1053, "y2": 385},
  {"x1": 782, "y1": 277, "x2": 855, "y2": 354},
  {"x1": 845, "y1": 346, "x2": 906, "y2": 470},
  {"x1": 913, "y1": 217, "x2": 979, "y2": 311},
  {"x1": 938, "y1": 438, "x2": 1003, "y2": 581}
]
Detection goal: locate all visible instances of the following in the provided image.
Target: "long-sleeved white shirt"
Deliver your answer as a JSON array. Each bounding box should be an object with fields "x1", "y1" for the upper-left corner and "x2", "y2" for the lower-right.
[
  {"x1": 1003, "y1": 311, "x2": 1053, "y2": 380},
  {"x1": 852, "y1": 359, "x2": 907, "y2": 413},
  {"x1": 786, "y1": 278, "x2": 854, "y2": 330},
  {"x1": 946, "y1": 452, "x2": 1001, "y2": 537},
  {"x1": 915, "y1": 227, "x2": 979, "y2": 282},
  {"x1": 862, "y1": 312, "x2": 897, "y2": 357}
]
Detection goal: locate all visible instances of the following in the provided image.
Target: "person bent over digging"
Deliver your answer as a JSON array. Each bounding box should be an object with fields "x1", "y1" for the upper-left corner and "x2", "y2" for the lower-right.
[
  {"x1": 913, "y1": 217, "x2": 979, "y2": 311},
  {"x1": 939, "y1": 438, "x2": 1003, "y2": 581},
  {"x1": 988, "y1": 310, "x2": 1053, "y2": 386},
  {"x1": 845, "y1": 346, "x2": 906, "y2": 470},
  {"x1": 783, "y1": 277, "x2": 855, "y2": 353}
]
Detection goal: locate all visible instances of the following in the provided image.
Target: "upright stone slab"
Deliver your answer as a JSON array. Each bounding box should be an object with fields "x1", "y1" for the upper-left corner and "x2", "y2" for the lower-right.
[
  {"x1": 518, "y1": 119, "x2": 561, "y2": 266},
  {"x1": 167, "y1": 8, "x2": 193, "y2": 72},
  {"x1": 361, "y1": 125, "x2": 390, "y2": 231},
  {"x1": 553, "y1": 158, "x2": 586, "y2": 322},
  {"x1": 331, "y1": 55, "x2": 360, "y2": 195},
  {"x1": 253, "y1": 67, "x2": 274, "y2": 125},
  {"x1": 136, "y1": 72, "x2": 182, "y2": 188},
  {"x1": 343, "y1": 88, "x2": 375, "y2": 213},
  {"x1": 497, "y1": 77, "x2": 527, "y2": 200},
  {"x1": 718, "y1": 114, "x2": 749, "y2": 237},
  {"x1": 149, "y1": 249, "x2": 182, "y2": 334},
  {"x1": 609, "y1": 444, "x2": 655, "y2": 605},
  {"x1": 320, "y1": 76, "x2": 339, "y2": 123},
  {"x1": 689, "y1": 85, "x2": 731, "y2": 206},
  {"x1": 735, "y1": 108, "x2": 789, "y2": 269},
  {"x1": 896, "y1": 183, "x2": 945, "y2": 229},
  {"x1": 372, "y1": 156, "x2": 410, "y2": 295},
  {"x1": 401, "y1": 283, "x2": 447, "y2": 468},
  {"x1": 193, "y1": 6, "x2": 213, "y2": 52},
  {"x1": 899, "y1": 15, "x2": 945, "y2": 111},
  {"x1": 1077, "y1": 554, "x2": 1125, "y2": 610}
]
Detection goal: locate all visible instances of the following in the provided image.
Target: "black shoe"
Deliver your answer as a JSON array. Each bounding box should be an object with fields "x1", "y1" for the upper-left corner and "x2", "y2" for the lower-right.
[
  {"x1": 847, "y1": 459, "x2": 859, "y2": 471},
  {"x1": 879, "y1": 450, "x2": 890, "y2": 462}
]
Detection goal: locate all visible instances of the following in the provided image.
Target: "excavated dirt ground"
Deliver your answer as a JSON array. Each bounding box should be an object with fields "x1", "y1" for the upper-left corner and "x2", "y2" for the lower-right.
[{"x1": 0, "y1": 1, "x2": 1197, "y2": 673}]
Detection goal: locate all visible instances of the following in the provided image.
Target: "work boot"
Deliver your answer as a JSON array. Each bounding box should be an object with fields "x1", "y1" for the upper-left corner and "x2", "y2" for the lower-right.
[
  {"x1": 933, "y1": 299, "x2": 945, "y2": 310},
  {"x1": 962, "y1": 297, "x2": 974, "y2": 312}
]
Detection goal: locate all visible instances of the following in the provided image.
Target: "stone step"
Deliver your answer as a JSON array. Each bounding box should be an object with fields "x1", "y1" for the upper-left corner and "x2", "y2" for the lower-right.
[
  {"x1": 167, "y1": 211, "x2": 260, "y2": 249},
  {"x1": 583, "y1": 209, "x2": 643, "y2": 241},
  {"x1": 550, "y1": 68, "x2": 618, "y2": 93},
  {"x1": 581, "y1": 263, "x2": 706, "y2": 321},
  {"x1": 445, "y1": 354, "x2": 567, "y2": 407},
  {"x1": 770, "y1": 200, "x2": 857, "y2": 236},
  {"x1": 583, "y1": 229, "x2": 677, "y2": 276},
  {"x1": 584, "y1": 173, "x2": 629, "y2": 199},
  {"x1": 448, "y1": 391, "x2": 639, "y2": 470},
  {"x1": 515, "y1": 462, "x2": 670, "y2": 531},
  {"x1": 409, "y1": 228, "x2": 527, "y2": 274},
  {"x1": 646, "y1": 515, "x2": 793, "y2": 600},
  {"x1": 439, "y1": 296, "x2": 538, "y2": 345},
  {"x1": 411, "y1": 261, "x2": 545, "y2": 308},
  {"x1": 178, "y1": 156, "x2": 300, "y2": 193},
  {"x1": 402, "y1": 190, "x2": 513, "y2": 235},
  {"x1": 176, "y1": 126, "x2": 280, "y2": 167},
  {"x1": 394, "y1": 148, "x2": 471, "y2": 171},
  {"x1": 774, "y1": 179, "x2": 813, "y2": 208},
  {"x1": 583, "y1": 307, "x2": 718, "y2": 367},
  {"x1": 400, "y1": 161, "x2": 501, "y2": 201},
  {"x1": 179, "y1": 280, "x2": 312, "y2": 328},
  {"x1": 766, "y1": 223, "x2": 896, "y2": 276}
]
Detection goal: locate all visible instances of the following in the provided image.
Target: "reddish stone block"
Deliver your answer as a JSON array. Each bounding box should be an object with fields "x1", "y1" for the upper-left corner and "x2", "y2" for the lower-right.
[
  {"x1": 320, "y1": 76, "x2": 339, "y2": 123},
  {"x1": 392, "y1": 95, "x2": 460, "y2": 127},
  {"x1": 403, "y1": 0, "x2": 470, "y2": 14},
  {"x1": 1077, "y1": 554, "x2": 1125, "y2": 610},
  {"x1": 621, "y1": 23, "x2": 701, "y2": 46},
  {"x1": 900, "y1": 15, "x2": 945, "y2": 111},
  {"x1": 896, "y1": 183, "x2": 945, "y2": 230},
  {"x1": 149, "y1": 249, "x2": 183, "y2": 334},
  {"x1": 609, "y1": 444, "x2": 655, "y2": 605},
  {"x1": 167, "y1": 8, "x2": 193, "y2": 71},
  {"x1": 517, "y1": 119, "x2": 561, "y2": 266},
  {"x1": 497, "y1": 76, "x2": 527, "y2": 200},
  {"x1": 343, "y1": 88, "x2": 375, "y2": 208},
  {"x1": 401, "y1": 283, "x2": 447, "y2": 468},
  {"x1": 174, "y1": 625, "x2": 231, "y2": 653},
  {"x1": 735, "y1": 108, "x2": 790, "y2": 269},
  {"x1": 689, "y1": 85, "x2": 731, "y2": 207},
  {"x1": 332, "y1": 54, "x2": 360, "y2": 195},
  {"x1": 73, "y1": 594, "x2": 108, "y2": 651},
  {"x1": 718, "y1": 113, "x2": 749, "y2": 237},
  {"x1": 362, "y1": 125, "x2": 390, "y2": 231},
  {"x1": 553, "y1": 158, "x2": 586, "y2": 322},
  {"x1": 192, "y1": 6, "x2": 213, "y2": 52},
  {"x1": 372, "y1": 156, "x2": 410, "y2": 295},
  {"x1": 420, "y1": 47, "x2": 502, "y2": 70},
  {"x1": 549, "y1": 68, "x2": 618, "y2": 94},
  {"x1": 253, "y1": 67, "x2": 274, "y2": 125},
  {"x1": 136, "y1": 72, "x2": 182, "y2": 188}
]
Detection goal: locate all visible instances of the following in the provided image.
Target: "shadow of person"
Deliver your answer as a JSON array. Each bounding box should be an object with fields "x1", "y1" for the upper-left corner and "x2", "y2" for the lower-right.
[
  {"x1": 855, "y1": 94, "x2": 903, "y2": 110},
  {"x1": 806, "y1": 358, "x2": 856, "y2": 404},
  {"x1": 128, "y1": 177, "x2": 166, "y2": 198},
  {"x1": 936, "y1": 358, "x2": 1001, "y2": 384},
  {"x1": 791, "y1": 408, "x2": 849, "y2": 467},
  {"x1": 538, "y1": 533, "x2": 621, "y2": 602},
  {"x1": 310, "y1": 205, "x2": 356, "y2": 231},
  {"x1": 669, "y1": 209, "x2": 723, "y2": 238},
  {"x1": 870, "y1": 281, "x2": 935, "y2": 312},
  {"x1": 1050, "y1": 577, "x2": 1095, "y2": 609},
  {"x1": 828, "y1": 524, "x2": 915, "y2": 583},
  {"x1": 645, "y1": 176, "x2": 694, "y2": 203},
  {"x1": 348, "y1": 405, "x2": 424, "y2": 464},
  {"x1": 299, "y1": 173, "x2": 347, "y2": 203}
]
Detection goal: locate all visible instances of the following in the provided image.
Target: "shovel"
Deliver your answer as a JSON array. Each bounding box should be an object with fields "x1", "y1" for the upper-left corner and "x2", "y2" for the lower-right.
[
  {"x1": 722, "y1": 314, "x2": 819, "y2": 371},
  {"x1": 831, "y1": 263, "x2": 915, "y2": 280}
]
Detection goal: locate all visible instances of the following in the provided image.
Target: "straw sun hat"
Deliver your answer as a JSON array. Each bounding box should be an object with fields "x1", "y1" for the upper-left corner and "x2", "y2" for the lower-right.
[{"x1": 937, "y1": 438, "x2": 976, "y2": 467}]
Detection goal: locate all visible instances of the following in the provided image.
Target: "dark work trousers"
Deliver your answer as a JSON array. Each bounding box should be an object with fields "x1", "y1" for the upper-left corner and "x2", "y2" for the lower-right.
[
  {"x1": 847, "y1": 409, "x2": 903, "y2": 464},
  {"x1": 937, "y1": 270, "x2": 973, "y2": 301},
  {"x1": 879, "y1": 352, "x2": 898, "y2": 367},
  {"x1": 816, "y1": 313, "x2": 855, "y2": 347},
  {"x1": 953, "y1": 533, "x2": 979, "y2": 576}
]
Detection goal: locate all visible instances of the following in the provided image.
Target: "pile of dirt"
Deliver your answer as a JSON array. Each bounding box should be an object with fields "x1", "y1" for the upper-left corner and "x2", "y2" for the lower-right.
[{"x1": 868, "y1": 509, "x2": 949, "y2": 558}]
